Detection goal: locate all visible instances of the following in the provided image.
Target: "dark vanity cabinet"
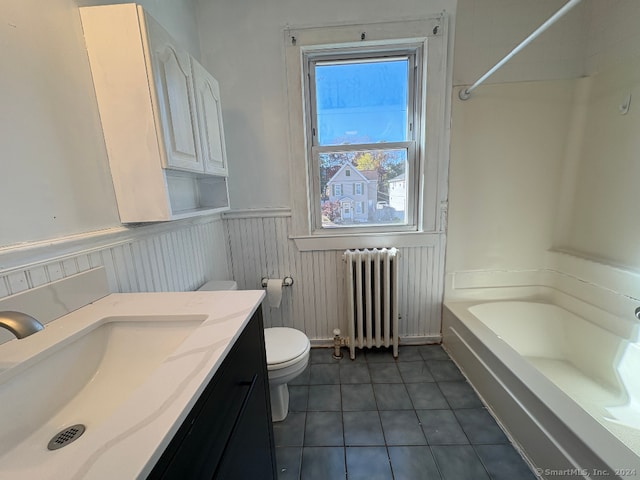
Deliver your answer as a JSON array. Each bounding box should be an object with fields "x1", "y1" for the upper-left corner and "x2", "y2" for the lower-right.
[{"x1": 148, "y1": 309, "x2": 276, "y2": 479}]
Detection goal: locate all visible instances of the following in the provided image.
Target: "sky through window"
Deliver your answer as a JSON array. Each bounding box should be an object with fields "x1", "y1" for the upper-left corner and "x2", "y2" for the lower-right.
[{"x1": 314, "y1": 59, "x2": 409, "y2": 146}]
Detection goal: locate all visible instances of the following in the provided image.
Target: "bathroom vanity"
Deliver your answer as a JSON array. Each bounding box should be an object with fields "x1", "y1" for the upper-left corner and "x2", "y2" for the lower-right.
[
  {"x1": 149, "y1": 308, "x2": 276, "y2": 479},
  {"x1": 0, "y1": 269, "x2": 275, "y2": 479}
]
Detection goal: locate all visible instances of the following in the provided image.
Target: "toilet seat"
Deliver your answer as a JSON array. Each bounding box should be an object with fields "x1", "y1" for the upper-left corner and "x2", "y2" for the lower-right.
[{"x1": 264, "y1": 327, "x2": 310, "y2": 371}]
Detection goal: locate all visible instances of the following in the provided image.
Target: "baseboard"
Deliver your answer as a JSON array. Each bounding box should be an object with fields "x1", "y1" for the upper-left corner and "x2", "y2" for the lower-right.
[{"x1": 310, "y1": 334, "x2": 441, "y2": 349}]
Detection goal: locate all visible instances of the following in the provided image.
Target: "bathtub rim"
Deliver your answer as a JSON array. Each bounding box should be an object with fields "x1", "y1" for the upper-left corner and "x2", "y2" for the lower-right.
[
  {"x1": 445, "y1": 283, "x2": 639, "y2": 341},
  {"x1": 443, "y1": 299, "x2": 640, "y2": 478}
]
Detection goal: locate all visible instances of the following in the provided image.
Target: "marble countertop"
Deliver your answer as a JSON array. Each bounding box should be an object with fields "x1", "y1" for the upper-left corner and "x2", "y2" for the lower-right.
[{"x1": 0, "y1": 290, "x2": 265, "y2": 479}]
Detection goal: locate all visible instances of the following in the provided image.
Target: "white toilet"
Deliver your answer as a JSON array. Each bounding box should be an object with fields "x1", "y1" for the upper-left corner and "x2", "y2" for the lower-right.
[{"x1": 198, "y1": 280, "x2": 310, "y2": 422}]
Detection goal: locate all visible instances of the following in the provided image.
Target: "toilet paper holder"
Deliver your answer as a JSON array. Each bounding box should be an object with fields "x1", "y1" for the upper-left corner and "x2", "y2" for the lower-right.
[{"x1": 261, "y1": 276, "x2": 294, "y2": 288}]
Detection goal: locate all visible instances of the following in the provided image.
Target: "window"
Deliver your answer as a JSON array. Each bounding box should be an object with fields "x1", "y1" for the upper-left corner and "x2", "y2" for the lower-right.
[
  {"x1": 285, "y1": 18, "x2": 449, "y2": 246},
  {"x1": 332, "y1": 184, "x2": 342, "y2": 196},
  {"x1": 307, "y1": 48, "x2": 419, "y2": 230}
]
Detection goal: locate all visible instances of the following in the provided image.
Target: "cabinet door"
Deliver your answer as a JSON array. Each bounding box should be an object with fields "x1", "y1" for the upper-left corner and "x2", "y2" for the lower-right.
[
  {"x1": 213, "y1": 375, "x2": 276, "y2": 479},
  {"x1": 192, "y1": 60, "x2": 228, "y2": 176},
  {"x1": 147, "y1": 310, "x2": 276, "y2": 480},
  {"x1": 145, "y1": 14, "x2": 202, "y2": 173}
]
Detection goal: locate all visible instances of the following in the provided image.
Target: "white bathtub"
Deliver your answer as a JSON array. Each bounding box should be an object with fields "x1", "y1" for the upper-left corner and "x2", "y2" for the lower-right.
[{"x1": 443, "y1": 300, "x2": 640, "y2": 479}]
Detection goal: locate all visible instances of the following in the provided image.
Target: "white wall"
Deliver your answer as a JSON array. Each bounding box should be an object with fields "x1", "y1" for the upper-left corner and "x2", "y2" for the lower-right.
[
  {"x1": 0, "y1": 0, "x2": 201, "y2": 249},
  {"x1": 1, "y1": 0, "x2": 230, "y2": 298},
  {"x1": 585, "y1": 0, "x2": 640, "y2": 75},
  {"x1": 446, "y1": 0, "x2": 583, "y2": 291},
  {"x1": 555, "y1": 0, "x2": 640, "y2": 268},
  {"x1": 447, "y1": 80, "x2": 575, "y2": 276},
  {"x1": 77, "y1": 0, "x2": 202, "y2": 59},
  {"x1": 195, "y1": 0, "x2": 456, "y2": 210},
  {"x1": 1, "y1": 0, "x2": 119, "y2": 247},
  {"x1": 447, "y1": 0, "x2": 640, "y2": 299},
  {"x1": 454, "y1": 0, "x2": 587, "y2": 86}
]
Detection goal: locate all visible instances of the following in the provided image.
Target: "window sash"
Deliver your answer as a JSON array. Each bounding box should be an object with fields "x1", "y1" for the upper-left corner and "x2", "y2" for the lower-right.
[
  {"x1": 307, "y1": 49, "x2": 418, "y2": 148},
  {"x1": 301, "y1": 41, "x2": 427, "y2": 236},
  {"x1": 311, "y1": 142, "x2": 417, "y2": 233},
  {"x1": 312, "y1": 141, "x2": 414, "y2": 155}
]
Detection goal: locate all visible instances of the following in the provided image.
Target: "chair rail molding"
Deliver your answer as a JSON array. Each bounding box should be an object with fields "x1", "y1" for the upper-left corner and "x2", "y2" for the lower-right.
[{"x1": 0, "y1": 214, "x2": 230, "y2": 299}]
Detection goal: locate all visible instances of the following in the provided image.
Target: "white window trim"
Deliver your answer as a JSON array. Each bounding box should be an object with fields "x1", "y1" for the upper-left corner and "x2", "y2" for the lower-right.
[
  {"x1": 306, "y1": 46, "x2": 419, "y2": 234},
  {"x1": 284, "y1": 17, "x2": 451, "y2": 250}
]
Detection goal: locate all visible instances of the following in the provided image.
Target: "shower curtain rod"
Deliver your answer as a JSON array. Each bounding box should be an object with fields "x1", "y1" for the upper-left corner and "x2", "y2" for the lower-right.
[{"x1": 459, "y1": 0, "x2": 583, "y2": 100}]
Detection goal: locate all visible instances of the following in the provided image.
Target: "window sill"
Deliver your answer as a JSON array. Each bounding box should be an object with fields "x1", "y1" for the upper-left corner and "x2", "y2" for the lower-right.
[{"x1": 290, "y1": 231, "x2": 442, "y2": 252}]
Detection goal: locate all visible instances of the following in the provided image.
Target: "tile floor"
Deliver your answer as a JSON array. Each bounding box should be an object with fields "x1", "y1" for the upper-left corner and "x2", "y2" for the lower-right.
[{"x1": 273, "y1": 344, "x2": 537, "y2": 480}]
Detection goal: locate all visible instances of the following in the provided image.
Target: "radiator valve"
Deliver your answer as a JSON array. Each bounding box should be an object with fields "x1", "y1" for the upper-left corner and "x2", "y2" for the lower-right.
[{"x1": 332, "y1": 328, "x2": 343, "y2": 359}]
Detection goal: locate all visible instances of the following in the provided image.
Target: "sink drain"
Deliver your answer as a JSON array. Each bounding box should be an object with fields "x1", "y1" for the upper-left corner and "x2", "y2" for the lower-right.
[{"x1": 47, "y1": 424, "x2": 86, "y2": 451}]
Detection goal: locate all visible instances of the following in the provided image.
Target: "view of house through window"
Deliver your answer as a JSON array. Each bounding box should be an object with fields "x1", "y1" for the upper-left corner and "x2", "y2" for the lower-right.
[
  {"x1": 320, "y1": 149, "x2": 407, "y2": 227},
  {"x1": 308, "y1": 53, "x2": 417, "y2": 229}
]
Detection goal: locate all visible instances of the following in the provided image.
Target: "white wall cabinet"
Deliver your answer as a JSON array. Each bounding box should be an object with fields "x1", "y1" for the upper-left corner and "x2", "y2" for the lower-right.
[
  {"x1": 192, "y1": 60, "x2": 228, "y2": 176},
  {"x1": 145, "y1": 14, "x2": 202, "y2": 173},
  {"x1": 80, "y1": 4, "x2": 229, "y2": 223}
]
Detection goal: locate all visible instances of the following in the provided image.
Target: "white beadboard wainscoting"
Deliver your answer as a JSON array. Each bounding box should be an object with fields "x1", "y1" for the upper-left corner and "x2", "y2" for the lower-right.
[
  {"x1": 223, "y1": 209, "x2": 446, "y2": 343},
  {"x1": 0, "y1": 215, "x2": 230, "y2": 300}
]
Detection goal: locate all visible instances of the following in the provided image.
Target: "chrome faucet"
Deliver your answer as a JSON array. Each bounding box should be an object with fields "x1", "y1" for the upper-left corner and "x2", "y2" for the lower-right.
[{"x1": 0, "y1": 311, "x2": 44, "y2": 339}]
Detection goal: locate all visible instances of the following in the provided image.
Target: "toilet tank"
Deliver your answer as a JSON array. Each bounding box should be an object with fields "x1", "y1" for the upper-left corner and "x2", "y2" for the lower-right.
[{"x1": 198, "y1": 280, "x2": 238, "y2": 291}]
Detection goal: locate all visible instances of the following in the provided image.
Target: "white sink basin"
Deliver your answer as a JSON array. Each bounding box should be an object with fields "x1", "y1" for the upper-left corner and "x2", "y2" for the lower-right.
[
  {"x1": 0, "y1": 315, "x2": 204, "y2": 463},
  {"x1": 0, "y1": 285, "x2": 264, "y2": 480}
]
